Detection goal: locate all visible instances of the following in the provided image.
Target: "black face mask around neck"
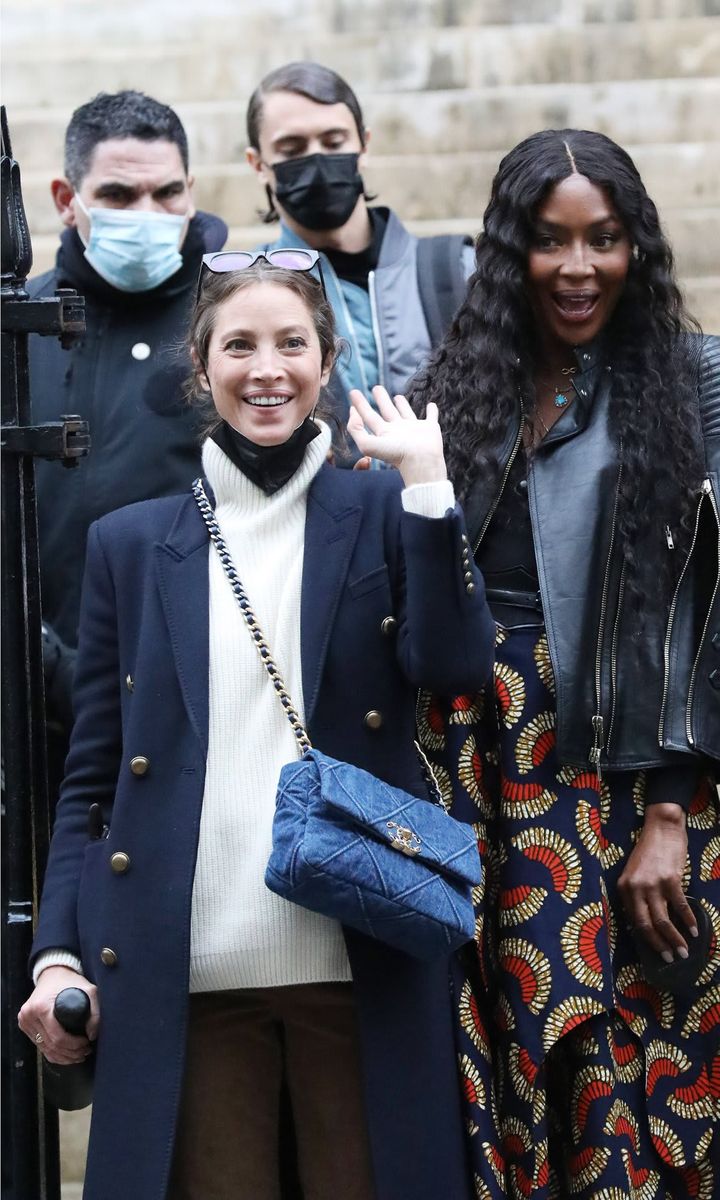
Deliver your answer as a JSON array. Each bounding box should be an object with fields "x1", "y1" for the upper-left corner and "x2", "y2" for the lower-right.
[
  {"x1": 272, "y1": 153, "x2": 364, "y2": 231},
  {"x1": 211, "y1": 418, "x2": 321, "y2": 495}
]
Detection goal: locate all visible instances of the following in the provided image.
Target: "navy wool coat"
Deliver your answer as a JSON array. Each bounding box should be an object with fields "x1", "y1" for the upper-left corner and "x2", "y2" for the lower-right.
[{"x1": 32, "y1": 463, "x2": 495, "y2": 1200}]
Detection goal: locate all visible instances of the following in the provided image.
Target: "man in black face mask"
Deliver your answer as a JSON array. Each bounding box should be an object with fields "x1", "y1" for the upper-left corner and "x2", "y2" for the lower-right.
[{"x1": 246, "y1": 61, "x2": 474, "y2": 462}]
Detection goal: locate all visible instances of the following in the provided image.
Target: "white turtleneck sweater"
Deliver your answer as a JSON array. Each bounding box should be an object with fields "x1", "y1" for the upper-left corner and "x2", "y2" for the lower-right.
[{"x1": 190, "y1": 425, "x2": 352, "y2": 991}]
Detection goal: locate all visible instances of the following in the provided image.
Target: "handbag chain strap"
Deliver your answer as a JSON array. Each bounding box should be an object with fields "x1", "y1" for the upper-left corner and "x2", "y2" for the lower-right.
[
  {"x1": 192, "y1": 478, "x2": 312, "y2": 756},
  {"x1": 192, "y1": 478, "x2": 447, "y2": 809}
]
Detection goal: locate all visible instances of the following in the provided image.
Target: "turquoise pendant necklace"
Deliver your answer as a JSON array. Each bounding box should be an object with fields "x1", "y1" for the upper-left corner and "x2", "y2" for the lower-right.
[{"x1": 553, "y1": 366, "x2": 577, "y2": 408}]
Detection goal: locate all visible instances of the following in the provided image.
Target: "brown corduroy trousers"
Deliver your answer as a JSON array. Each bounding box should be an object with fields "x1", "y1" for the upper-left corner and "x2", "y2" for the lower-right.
[{"x1": 167, "y1": 982, "x2": 376, "y2": 1200}]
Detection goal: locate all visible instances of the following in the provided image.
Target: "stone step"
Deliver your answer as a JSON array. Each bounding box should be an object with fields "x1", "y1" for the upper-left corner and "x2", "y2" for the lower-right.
[
  {"x1": 17, "y1": 142, "x2": 720, "y2": 238},
  {"x1": 8, "y1": 76, "x2": 720, "y2": 170},
  {"x1": 3, "y1": 19, "x2": 718, "y2": 108},
  {"x1": 327, "y1": 0, "x2": 720, "y2": 35},
  {"x1": 3, "y1": 0, "x2": 718, "y2": 50},
  {"x1": 663, "y1": 210, "x2": 720, "y2": 277},
  {"x1": 60, "y1": 1107, "x2": 90, "y2": 1187},
  {"x1": 685, "y1": 275, "x2": 720, "y2": 331},
  {"x1": 362, "y1": 77, "x2": 720, "y2": 155}
]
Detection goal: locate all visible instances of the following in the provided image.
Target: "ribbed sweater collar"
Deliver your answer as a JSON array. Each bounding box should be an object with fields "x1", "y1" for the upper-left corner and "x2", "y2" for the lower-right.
[{"x1": 201, "y1": 422, "x2": 331, "y2": 515}]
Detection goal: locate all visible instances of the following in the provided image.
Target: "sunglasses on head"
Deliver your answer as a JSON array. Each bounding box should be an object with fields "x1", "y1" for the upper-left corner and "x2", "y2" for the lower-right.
[{"x1": 197, "y1": 248, "x2": 325, "y2": 301}]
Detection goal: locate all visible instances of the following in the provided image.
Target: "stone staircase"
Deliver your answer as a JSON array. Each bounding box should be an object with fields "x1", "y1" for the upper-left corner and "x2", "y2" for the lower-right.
[
  {"x1": 3, "y1": 0, "x2": 719, "y2": 329},
  {"x1": 1, "y1": 2, "x2": 718, "y2": 1193}
]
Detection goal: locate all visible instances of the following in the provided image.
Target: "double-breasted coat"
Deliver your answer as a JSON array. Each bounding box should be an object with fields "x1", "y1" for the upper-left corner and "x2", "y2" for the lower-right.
[{"x1": 32, "y1": 462, "x2": 495, "y2": 1200}]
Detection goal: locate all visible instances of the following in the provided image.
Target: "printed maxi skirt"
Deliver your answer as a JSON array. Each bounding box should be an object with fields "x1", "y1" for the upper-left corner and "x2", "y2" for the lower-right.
[{"x1": 419, "y1": 625, "x2": 720, "y2": 1200}]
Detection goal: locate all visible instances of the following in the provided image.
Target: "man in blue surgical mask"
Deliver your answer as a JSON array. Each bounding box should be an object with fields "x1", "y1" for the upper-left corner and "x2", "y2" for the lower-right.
[{"x1": 27, "y1": 89, "x2": 227, "y2": 778}]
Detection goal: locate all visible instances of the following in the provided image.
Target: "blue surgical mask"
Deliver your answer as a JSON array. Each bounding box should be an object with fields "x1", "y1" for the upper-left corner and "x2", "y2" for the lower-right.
[{"x1": 75, "y1": 195, "x2": 188, "y2": 292}]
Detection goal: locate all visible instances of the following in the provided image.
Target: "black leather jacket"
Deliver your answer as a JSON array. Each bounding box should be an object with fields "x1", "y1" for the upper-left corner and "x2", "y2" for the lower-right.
[{"x1": 464, "y1": 333, "x2": 720, "y2": 775}]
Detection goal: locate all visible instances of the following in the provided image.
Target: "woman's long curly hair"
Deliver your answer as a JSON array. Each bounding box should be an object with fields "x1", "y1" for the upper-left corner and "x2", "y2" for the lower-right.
[{"x1": 409, "y1": 128, "x2": 704, "y2": 616}]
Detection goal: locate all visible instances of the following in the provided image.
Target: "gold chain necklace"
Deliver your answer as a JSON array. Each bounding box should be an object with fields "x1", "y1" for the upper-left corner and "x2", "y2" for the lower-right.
[{"x1": 535, "y1": 410, "x2": 551, "y2": 436}]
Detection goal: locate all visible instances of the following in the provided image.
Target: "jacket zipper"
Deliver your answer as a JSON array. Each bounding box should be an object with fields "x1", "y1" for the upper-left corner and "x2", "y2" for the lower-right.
[
  {"x1": 590, "y1": 467, "x2": 622, "y2": 780},
  {"x1": 605, "y1": 559, "x2": 626, "y2": 757},
  {"x1": 368, "y1": 271, "x2": 386, "y2": 392},
  {"x1": 473, "y1": 420, "x2": 523, "y2": 555},
  {"x1": 658, "y1": 480, "x2": 709, "y2": 745},
  {"x1": 684, "y1": 480, "x2": 719, "y2": 747}
]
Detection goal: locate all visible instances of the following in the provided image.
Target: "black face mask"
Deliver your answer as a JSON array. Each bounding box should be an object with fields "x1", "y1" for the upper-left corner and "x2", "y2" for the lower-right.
[
  {"x1": 272, "y1": 153, "x2": 364, "y2": 231},
  {"x1": 211, "y1": 418, "x2": 320, "y2": 496}
]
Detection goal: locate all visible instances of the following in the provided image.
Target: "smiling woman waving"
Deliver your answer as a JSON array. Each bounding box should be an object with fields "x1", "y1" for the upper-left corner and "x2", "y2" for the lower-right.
[
  {"x1": 18, "y1": 250, "x2": 495, "y2": 1200},
  {"x1": 410, "y1": 128, "x2": 720, "y2": 1198}
]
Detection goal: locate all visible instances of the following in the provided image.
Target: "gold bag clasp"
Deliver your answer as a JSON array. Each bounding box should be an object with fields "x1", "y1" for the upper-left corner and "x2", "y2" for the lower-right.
[{"x1": 386, "y1": 821, "x2": 421, "y2": 856}]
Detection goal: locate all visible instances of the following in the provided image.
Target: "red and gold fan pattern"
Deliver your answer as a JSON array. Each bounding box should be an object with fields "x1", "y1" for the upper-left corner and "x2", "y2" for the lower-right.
[
  {"x1": 458, "y1": 734, "x2": 492, "y2": 816},
  {"x1": 542, "y1": 996, "x2": 607, "y2": 1053},
  {"x1": 688, "y1": 786, "x2": 717, "y2": 831},
  {"x1": 515, "y1": 712, "x2": 556, "y2": 775},
  {"x1": 416, "y1": 626, "x2": 720, "y2": 1197},
  {"x1": 500, "y1": 777, "x2": 556, "y2": 821},
  {"x1": 559, "y1": 902, "x2": 608, "y2": 990},
  {"x1": 699, "y1": 837, "x2": 720, "y2": 883},
  {"x1": 498, "y1": 939, "x2": 552, "y2": 1015},
  {"x1": 511, "y1": 828, "x2": 582, "y2": 904},
  {"x1": 494, "y1": 662, "x2": 526, "y2": 729},
  {"x1": 449, "y1": 691, "x2": 485, "y2": 725},
  {"x1": 532, "y1": 633, "x2": 555, "y2": 695}
]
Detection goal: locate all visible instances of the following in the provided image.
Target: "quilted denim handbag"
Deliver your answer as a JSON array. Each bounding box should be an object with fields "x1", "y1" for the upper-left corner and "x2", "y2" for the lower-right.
[
  {"x1": 266, "y1": 749, "x2": 481, "y2": 959},
  {"x1": 193, "y1": 480, "x2": 482, "y2": 961}
]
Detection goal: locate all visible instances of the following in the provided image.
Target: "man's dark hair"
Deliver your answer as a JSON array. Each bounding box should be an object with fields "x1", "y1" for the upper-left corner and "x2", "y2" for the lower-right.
[
  {"x1": 64, "y1": 90, "x2": 189, "y2": 188},
  {"x1": 246, "y1": 61, "x2": 367, "y2": 151}
]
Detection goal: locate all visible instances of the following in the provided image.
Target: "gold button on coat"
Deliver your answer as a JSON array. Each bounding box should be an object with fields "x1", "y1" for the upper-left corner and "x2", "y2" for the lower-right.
[
  {"x1": 100, "y1": 947, "x2": 118, "y2": 967},
  {"x1": 380, "y1": 616, "x2": 398, "y2": 637},
  {"x1": 125, "y1": 674, "x2": 134, "y2": 692},
  {"x1": 129, "y1": 756, "x2": 149, "y2": 776},
  {"x1": 466, "y1": 582, "x2": 476, "y2": 596},
  {"x1": 110, "y1": 852, "x2": 130, "y2": 874},
  {"x1": 364, "y1": 710, "x2": 383, "y2": 730}
]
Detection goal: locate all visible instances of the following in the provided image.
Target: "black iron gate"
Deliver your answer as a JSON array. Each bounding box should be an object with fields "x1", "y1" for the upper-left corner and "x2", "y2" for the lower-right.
[{"x1": 1, "y1": 106, "x2": 88, "y2": 1200}]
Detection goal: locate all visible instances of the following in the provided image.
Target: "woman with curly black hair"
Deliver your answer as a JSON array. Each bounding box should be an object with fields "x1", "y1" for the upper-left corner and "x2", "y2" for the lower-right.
[{"x1": 411, "y1": 129, "x2": 720, "y2": 1197}]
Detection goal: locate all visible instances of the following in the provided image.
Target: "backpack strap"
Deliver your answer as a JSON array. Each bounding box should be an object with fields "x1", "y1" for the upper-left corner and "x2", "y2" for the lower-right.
[{"x1": 416, "y1": 234, "x2": 473, "y2": 348}]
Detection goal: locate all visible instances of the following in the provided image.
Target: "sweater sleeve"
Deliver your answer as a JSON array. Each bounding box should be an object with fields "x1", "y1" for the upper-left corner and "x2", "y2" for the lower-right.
[
  {"x1": 32, "y1": 950, "x2": 84, "y2": 987},
  {"x1": 401, "y1": 480, "x2": 455, "y2": 519},
  {"x1": 644, "y1": 763, "x2": 701, "y2": 812}
]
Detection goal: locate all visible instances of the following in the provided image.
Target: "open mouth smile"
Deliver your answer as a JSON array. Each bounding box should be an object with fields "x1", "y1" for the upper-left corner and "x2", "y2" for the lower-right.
[
  {"x1": 552, "y1": 291, "x2": 599, "y2": 322},
  {"x1": 243, "y1": 394, "x2": 293, "y2": 408}
]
